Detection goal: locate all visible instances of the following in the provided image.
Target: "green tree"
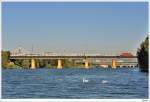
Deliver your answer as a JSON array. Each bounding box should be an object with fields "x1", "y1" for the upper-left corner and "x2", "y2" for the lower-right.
[
  {"x1": 14, "y1": 59, "x2": 23, "y2": 67},
  {"x1": 39, "y1": 59, "x2": 45, "y2": 68},
  {"x1": 49, "y1": 59, "x2": 57, "y2": 68},
  {"x1": 137, "y1": 36, "x2": 149, "y2": 72},
  {"x1": 2, "y1": 51, "x2": 10, "y2": 68},
  {"x1": 22, "y1": 60, "x2": 30, "y2": 68},
  {"x1": 63, "y1": 59, "x2": 74, "y2": 68}
]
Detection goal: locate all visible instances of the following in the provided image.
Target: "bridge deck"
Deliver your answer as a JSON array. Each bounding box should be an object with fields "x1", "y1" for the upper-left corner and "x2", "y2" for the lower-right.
[{"x1": 10, "y1": 55, "x2": 137, "y2": 59}]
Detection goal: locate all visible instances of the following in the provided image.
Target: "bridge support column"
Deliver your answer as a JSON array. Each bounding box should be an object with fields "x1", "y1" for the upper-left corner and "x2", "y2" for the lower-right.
[
  {"x1": 112, "y1": 59, "x2": 117, "y2": 69},
  {"x1": 84, "y1": 59, "x2": 89, "y2": 69},
  {"x1": 31, "y1": 58, "x2": 36, "y2": 69},
  {"x1": 57, "y1": 59, "x2": 62, "y2": 69}
]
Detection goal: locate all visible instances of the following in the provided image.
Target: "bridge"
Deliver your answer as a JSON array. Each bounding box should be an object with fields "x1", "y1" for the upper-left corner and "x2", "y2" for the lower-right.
[{"x1": 9, "y1": 47, "x2": 138, "y2": 69}]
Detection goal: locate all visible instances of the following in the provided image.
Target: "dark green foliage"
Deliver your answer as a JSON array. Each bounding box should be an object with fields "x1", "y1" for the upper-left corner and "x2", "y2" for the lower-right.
[
  {"x1": 63, "y1": 59, "x2": 75, "y2": 68},
  {"x1": 22, "y1": 60, "x2": 30, "y2": 68},
  {"x1": 2, "y1": 51, "x2": 10, "y2": 68},
  {"x1": 14, "y1": 59, "x2": 23, "y2": 67},
  {"x1": 38, "y1": 59, "x2": 45, "y2": 68},
  {"x1": 137, "y1": 36, "x2": 149, "y2": 72}
]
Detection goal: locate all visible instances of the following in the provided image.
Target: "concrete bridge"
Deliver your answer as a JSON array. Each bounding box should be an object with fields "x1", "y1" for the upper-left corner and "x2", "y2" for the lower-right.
[
  {"x1": 9, "y1": 47, "x2": 138, "y2": 69},
  {"x1": 10, "y1": 55, "x2": 137, "y2": 69}
]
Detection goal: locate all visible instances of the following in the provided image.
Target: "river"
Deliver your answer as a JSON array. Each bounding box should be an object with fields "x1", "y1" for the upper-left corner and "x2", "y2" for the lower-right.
[{"x1": 2, "y1": 67, "x2": 148, "y2": 99}]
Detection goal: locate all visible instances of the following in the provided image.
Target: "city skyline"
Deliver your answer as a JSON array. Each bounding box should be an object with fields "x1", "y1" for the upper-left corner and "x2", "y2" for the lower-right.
[{"x1": 2, "y1": 2, "x2": 148, "y2": 54}]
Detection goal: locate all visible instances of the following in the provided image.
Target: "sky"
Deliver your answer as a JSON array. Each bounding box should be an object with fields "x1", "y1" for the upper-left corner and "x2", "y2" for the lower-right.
[{"x1": 2, "y1": 2, "x2": 148, "y2": 55}]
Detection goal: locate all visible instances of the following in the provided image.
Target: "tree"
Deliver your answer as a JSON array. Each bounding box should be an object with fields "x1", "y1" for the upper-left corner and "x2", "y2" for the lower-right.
[
  {"x1": 2, "y1": 51, "x2": 10, "y2": 68},
  {"x1": 63, "y1": 59, "x2": 74, "y2": 68},
  {"x1": 14, "y1": 59, "x2": 23, "y2": 67},
  {"x1": 39, "y1": 59, "x2": 45, "y2": 68},
  {"x1": 22, "y1": 60, "x2": 30, "y2": 68},
  {"x1": 137, "y1": 36, "x2": 149, "y2": 72}
]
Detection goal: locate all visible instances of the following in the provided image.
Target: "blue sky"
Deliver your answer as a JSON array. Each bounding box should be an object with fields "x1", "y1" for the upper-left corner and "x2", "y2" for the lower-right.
[{"x1": 2, "y1": 2, "x2": 148, "y2": 55}]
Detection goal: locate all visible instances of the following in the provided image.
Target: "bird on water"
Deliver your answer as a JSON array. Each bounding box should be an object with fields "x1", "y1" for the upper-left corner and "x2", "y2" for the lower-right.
[{"x1": 82, "y1": 78, "x2": 89, "y2": 83}]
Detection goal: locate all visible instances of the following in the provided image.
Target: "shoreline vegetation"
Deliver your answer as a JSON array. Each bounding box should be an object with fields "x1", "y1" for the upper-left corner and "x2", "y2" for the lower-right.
[
  {"x1": 2, "y1": 36, "x2": 149, "y2": 72},
  {"x1": 137, "y1": 36, "x2": 149, "y2": 72}
]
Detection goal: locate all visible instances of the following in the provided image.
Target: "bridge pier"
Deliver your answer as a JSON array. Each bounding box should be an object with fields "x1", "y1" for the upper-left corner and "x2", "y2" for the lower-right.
[
  {"x1": 84, "y1": 59, "x2": 89, "y2": 69},
  {"x1": 57, "y1": 59, "x2": 62, "y2": 69},
  {"x1": 31, "y1": 58, "x2": 36, "y2": 69},
  {"x1": 112, "y1": 59, "x2": 117, "y2": 69}
]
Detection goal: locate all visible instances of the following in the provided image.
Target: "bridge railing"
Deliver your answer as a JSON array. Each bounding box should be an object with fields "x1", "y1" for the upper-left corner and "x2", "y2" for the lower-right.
[{"x1": 10, "y1": 53, "x2": 117, "y2": 57}]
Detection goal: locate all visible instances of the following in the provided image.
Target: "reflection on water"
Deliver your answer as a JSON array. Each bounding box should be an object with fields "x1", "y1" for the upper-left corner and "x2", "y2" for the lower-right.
[{"x1": 2, "y1": 67, "x2": 148, "y2": 98}]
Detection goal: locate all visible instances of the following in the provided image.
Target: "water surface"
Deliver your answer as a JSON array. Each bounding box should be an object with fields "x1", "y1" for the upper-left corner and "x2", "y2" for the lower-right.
[{"x1": 2, "y1": 67, "x2": 148, "y2": 98}]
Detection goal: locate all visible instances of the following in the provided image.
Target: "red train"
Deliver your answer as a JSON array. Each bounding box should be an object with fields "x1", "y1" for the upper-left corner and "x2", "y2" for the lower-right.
[{"x1": 120, "y1": 52, "x2": 133, "y2": 57}]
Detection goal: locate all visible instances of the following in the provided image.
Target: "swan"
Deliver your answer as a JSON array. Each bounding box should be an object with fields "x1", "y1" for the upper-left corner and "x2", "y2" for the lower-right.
[
  {"x1": 82, "y1": 78, "x2": 89, "y2": 83},
  {"x1": 101, "y1": 80, "x2": 108, "y2": 84}
]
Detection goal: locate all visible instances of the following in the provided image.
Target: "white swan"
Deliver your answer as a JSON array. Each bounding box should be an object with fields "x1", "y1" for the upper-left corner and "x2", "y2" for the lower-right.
[
  {"x1": 101, "y1": 80, "x2": 108, "y2": 84},
  {"x1": 82, "y1": 78, "x2": 89, "y2": 83}
]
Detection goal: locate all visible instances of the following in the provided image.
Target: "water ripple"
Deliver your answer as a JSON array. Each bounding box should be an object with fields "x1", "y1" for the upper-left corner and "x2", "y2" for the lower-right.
[{"x1": 2, "y1": 67, "x2": 148, "y2": 99}]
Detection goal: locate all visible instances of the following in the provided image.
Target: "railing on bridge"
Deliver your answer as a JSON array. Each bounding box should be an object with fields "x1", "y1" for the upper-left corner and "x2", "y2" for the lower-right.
[{"x1": 10, "y1": 47, "x2": 137, "y2": 57}]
